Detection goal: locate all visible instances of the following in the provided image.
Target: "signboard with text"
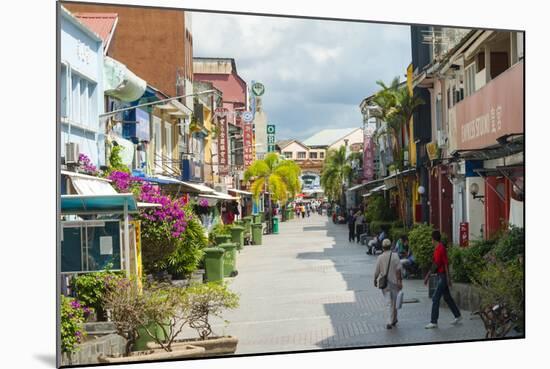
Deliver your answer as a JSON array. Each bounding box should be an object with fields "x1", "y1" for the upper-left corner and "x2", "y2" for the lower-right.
[
  {"x1": 362, "y1": 128, "x2": 375, "y2": 183},
  {"x1": 459, "y1": 222, "x2": 469, "y2": 247},
  {"x1": 453, "y1": 62, "x2": 523, "y2": 151},
  {"x1": 218, "y1": 115, "x2": 229, "y2": 175},
  {"x1": 267, "y1": 124, "x2": 276, "y2": 152},
  {"x1": 243, "y1": 122, "x2": 254, "y2": 167}
]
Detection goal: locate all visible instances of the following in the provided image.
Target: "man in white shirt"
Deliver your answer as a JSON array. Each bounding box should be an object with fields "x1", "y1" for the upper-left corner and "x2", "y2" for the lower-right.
[{"x1": 374, "y1": 238, "x2": 403, "y2": 329}]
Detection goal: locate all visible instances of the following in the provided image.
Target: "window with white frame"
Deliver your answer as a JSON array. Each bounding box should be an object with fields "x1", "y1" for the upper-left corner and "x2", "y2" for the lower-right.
[
  {"x1": 60, "y1": 64, "x2": 68, "y2": 119},
  {"x1": 297, "y1": 152, "x2": 306, "y2": 159},
  {"x1": 165, "y1": 123, "x2": 173, "y2": 165},
  {"x1": 68, "y1": 72, "x2": 97, "y2": 128},
  {"x1": 309, "y1": 152, "x2": 318, "y2": 159},
  {"x1": 283, "y1": 151, "x2": 293, "y2": 159},
  {"x1": 464, "y1": 63, "x2": 476, "y2": 97},
  {"x1": 320, "y1": 152, "x2": 325, "y2": 159}
]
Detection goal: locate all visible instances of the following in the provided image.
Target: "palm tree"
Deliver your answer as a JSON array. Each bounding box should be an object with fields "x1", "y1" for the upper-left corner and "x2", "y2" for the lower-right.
[
  {"x1": 320, "y1": 145, "x2": 358, "y2": 209},
  {"x1": 244, "y1": 153, "x2": 301, "y2": 231},
  {"x1": 371, "y1": 78, "x2": 424, "y2": 227}
]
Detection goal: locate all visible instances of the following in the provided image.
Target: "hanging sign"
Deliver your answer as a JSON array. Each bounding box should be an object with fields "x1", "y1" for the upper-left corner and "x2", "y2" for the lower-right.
[{"x1": 252, "y1": 82, "x2": 265, "y2": 96}]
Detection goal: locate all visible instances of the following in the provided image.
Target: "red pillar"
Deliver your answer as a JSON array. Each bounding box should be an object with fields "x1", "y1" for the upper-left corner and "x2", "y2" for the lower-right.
[
  {"x1": 429, "y1": 168, "x2": 439, "y2": 228},
  {"x1": 485, "y1": 176, "x2": 501, "y2": 239},
  {"x1": 439, "y1": 166, "x2": 453, "y2": 243}
]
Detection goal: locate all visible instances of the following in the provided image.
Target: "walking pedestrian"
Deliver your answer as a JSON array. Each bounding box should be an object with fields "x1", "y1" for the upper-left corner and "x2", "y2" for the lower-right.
[
  {"x1": 424, "y1": 230, "x2": 462, "y2": 329},
  {"x1": 354, "y1": 211, "x2": 365, "y2": 243},
  {"x1": 374, "y1": 239, "x2": 403, "y2": 329},
  {"x1": 347, "y1": 210, "x2": 356, "y2": 242},
  {"x1": 300, "y1": 204, "x2": 306, "y2": 218}
]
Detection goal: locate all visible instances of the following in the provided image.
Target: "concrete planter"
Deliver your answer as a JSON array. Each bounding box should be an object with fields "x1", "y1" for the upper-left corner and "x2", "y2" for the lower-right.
[
  {"x1": 448, "y1": 282, "x2": 482, "y2": 312},
  {"x1": 97, "y1": 345, "x2": 205, "y2": 363},
  {"x1": 147, "y1": 336, "x2": 238, "y2": 356}
]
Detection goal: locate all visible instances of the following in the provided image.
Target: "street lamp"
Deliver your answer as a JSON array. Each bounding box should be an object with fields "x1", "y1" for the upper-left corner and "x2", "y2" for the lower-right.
[
  {"x1": 469, "y1": 182, "x2": 485, "y2": 203},
  {"x1": 417, "y1": 185, "x2": 426, "y2": 195}
]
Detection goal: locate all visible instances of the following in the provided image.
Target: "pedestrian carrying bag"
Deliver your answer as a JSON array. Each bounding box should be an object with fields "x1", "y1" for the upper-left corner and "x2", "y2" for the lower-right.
[{"x1": 378, "y1": 252, "x2": 392, "y2": 290}]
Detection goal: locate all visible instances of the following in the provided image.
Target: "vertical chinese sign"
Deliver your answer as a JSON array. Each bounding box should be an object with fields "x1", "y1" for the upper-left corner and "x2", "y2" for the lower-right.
[
  {"x1": 243, "y1": 122, "x2": 254, "y2": 167},
  {"x1": 363, "y1": 128, "x2": 375, "y2": 183},
  {"x1": 216, "y1": 108, "x2": 229, "y2": 176},
  {"x1": 459, "y1": 222, "x2": 469, "y2": 247}
]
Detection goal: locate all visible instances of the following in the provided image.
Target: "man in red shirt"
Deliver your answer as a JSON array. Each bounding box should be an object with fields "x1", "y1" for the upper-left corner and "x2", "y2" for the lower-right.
[{"x1": 423, "y1": 230, "x2": 462, "y2": 329}]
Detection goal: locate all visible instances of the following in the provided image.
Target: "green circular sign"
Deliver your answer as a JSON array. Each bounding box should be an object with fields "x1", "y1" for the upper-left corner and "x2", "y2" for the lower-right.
[{"x1": 252, "y1": 82, "x2": 265, "y2": 96}]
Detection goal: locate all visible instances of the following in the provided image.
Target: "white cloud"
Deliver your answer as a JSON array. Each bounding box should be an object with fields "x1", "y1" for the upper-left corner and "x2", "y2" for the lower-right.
[{"x1": 191, "y1": 11, "x2": 412, "y2": 140}]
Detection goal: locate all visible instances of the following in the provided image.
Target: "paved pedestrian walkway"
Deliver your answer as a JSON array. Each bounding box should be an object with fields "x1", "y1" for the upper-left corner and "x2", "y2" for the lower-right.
[{"x1": 208, "y1": 214, "x2": 487, "y2": 355}]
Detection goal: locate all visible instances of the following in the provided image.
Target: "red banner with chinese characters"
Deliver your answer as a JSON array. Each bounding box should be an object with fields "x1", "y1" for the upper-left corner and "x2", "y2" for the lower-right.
[
  {"x1": 362, "y1": 129, "x2": 375, "y2": 183},
  {"x1": 243, "y1": 122, "x2": 254, "y2": 167},
  {"x1": 459, "y1": 222, "x2": 469, "y2": 247},
  {"x1": 217, "y1": 112, "x2": 229, "y2": 176}
]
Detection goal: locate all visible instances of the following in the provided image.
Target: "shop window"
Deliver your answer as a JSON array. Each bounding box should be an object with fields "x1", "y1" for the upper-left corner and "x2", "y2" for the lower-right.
[{"x1": 60, "y1": 64, "x2": 68, "y2": 119}]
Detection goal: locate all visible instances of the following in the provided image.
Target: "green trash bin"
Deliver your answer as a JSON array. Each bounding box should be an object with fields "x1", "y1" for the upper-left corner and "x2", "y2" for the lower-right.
[
  {"x1": 214, "y1": 234, "x2": 232, "y2": 245},
  {"x1": 272, "y1": 216, "x2": 279, "y2": 234},
  {"x1": 251, "y1": 223, "x2": 263, "y2": 245},
  {"x1": 229, "y1": 225, "x2": 245, "y2": 250},
  {"x1": 242, "y1": 216, "x2": 252, "y2": 233},
  {"x1": 134, "y1": 321, "x2": 169, "y2": 351},
  {"x1": 252, "y1": 214, "x2": 261, "y2": 224},
  {"x1": 218, "y1": 242, "x2": 238, "y2": 277},
  {"x1": 203, "y1": 247, "x2": 225, "y2": 282}
]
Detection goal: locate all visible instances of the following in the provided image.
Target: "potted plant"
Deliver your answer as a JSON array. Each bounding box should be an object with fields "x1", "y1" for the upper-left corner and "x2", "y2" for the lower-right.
[
  {"x1": 147, "y1": 282, "x2": 240, "y2": 356},
  {"x1": 98, "y1": 278, "x2": 204, "y2": 363}
]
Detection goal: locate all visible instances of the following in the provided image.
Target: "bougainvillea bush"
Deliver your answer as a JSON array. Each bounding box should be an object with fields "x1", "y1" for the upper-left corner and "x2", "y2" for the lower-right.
[
  {"x1": 107, "y1": 171, "x2": 206, "y2": 277},
  {"x1": 61, "y1": 295, "x2": 90, "y2": 355},
  {"x1": 77, "y1": 153, "x2": 98, "y2": 176}
]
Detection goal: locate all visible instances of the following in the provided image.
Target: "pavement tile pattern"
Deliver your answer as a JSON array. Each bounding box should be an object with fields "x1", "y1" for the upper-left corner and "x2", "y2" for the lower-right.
[{"x1": 191, "y1": 214, "x2": 489, "y2": 355}]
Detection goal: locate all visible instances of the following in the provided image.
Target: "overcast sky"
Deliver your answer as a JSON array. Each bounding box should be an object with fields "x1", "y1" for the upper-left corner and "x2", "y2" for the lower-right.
[{"x1": 192, "y1": 12, "x2": 411, "y2": 141}]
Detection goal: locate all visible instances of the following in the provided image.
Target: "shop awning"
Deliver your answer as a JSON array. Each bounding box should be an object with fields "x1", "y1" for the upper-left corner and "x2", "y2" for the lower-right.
[
  {"x1": 228, "y1": 188, "x2": 253, "y2": 196},
  {"x1": 199, "y1": 191, "x2": 239, "y2": 201},
  {"x1": 384, "y1": 168, "x2": 417, "y2": 180},
  {"x1": 62, "y1": 170, "x2": 117, "y2": 195},
  {"x1": 137, "y1": 174, "x2": 215, "y2": 193},
  {"x1": 348, "y1": 183, "x2": 367, "y2": 192},
  {"x1": 61, "y1": 194, "x2": 138, "y2": 214},
  {"x1": 362, "y1": 184, "x2": 386, "y2": 197},
  {"x1": 103, "y1": 56, "x2": 146, "y2": 102},
  {"x1": 451, "y1": 134, "x2": 524, "y2": 161}
]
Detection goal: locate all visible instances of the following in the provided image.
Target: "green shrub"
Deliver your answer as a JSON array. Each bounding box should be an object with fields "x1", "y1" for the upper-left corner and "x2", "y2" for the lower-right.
[
  {"x1": 474, "y1": 260, "x2": 524, "y2": 333},
  {"x1": 185, "y1": 282, "x2": 240, "y2": 340},
  {"x1": 71, "y1": 269, "x2": 124, "y2": 320},
  {"x1": 408, "y1": 223, "x2": 435, "y2": 272},
  {"x1": 448, "y1": 244, "x2": 488, "y2": 283},
  {"x1": 389, "y1": 227, "x2": 407, "y2": 242},
  {"x1": 493, "y1": 226, "x2": 524, "y2": 263},
  {"x1": 391, "y1": 220, "x2": 404, "y2": 228},
  {"x1": 61, "y1": 296, "x2": 88, "y2": 355},
  {"x1": 364, "y1": 194, "x2": 393, "y2": 223},
  {"x1": 370, "y1": 221, "x2": 393, "y2": 235},
  {"x1": 160, "y1": 214, "x2": 208, "y2": 278}
]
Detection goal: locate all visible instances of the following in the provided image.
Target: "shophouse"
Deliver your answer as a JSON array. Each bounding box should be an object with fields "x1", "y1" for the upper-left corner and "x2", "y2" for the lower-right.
[
  {"x1": 60, "y1": 7, "x2": 105, "y2": 170},
  {"x1": 66, "y1": 3, "x2": 195, "y2": 179},
  {"x1": 413, "y1": 27, "x2": 524, "y2": 242},
  {"x1": 193, "y1": 57, "x2": 249, "y2": 191}
]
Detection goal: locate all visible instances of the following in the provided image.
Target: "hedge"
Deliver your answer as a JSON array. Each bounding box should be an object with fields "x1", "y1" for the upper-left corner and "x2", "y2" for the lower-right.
[{"x1": 369, "y1": 221, "x2": 393, "y2": 235}]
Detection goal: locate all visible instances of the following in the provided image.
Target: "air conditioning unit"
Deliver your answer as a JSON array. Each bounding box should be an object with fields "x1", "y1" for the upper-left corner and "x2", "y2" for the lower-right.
[
  {"x1": 436, "y1": 130, "x2": 448, "y2": 147},
  {"x1": 65, "y1": 142, "x2": 80, "y2": 164}
]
